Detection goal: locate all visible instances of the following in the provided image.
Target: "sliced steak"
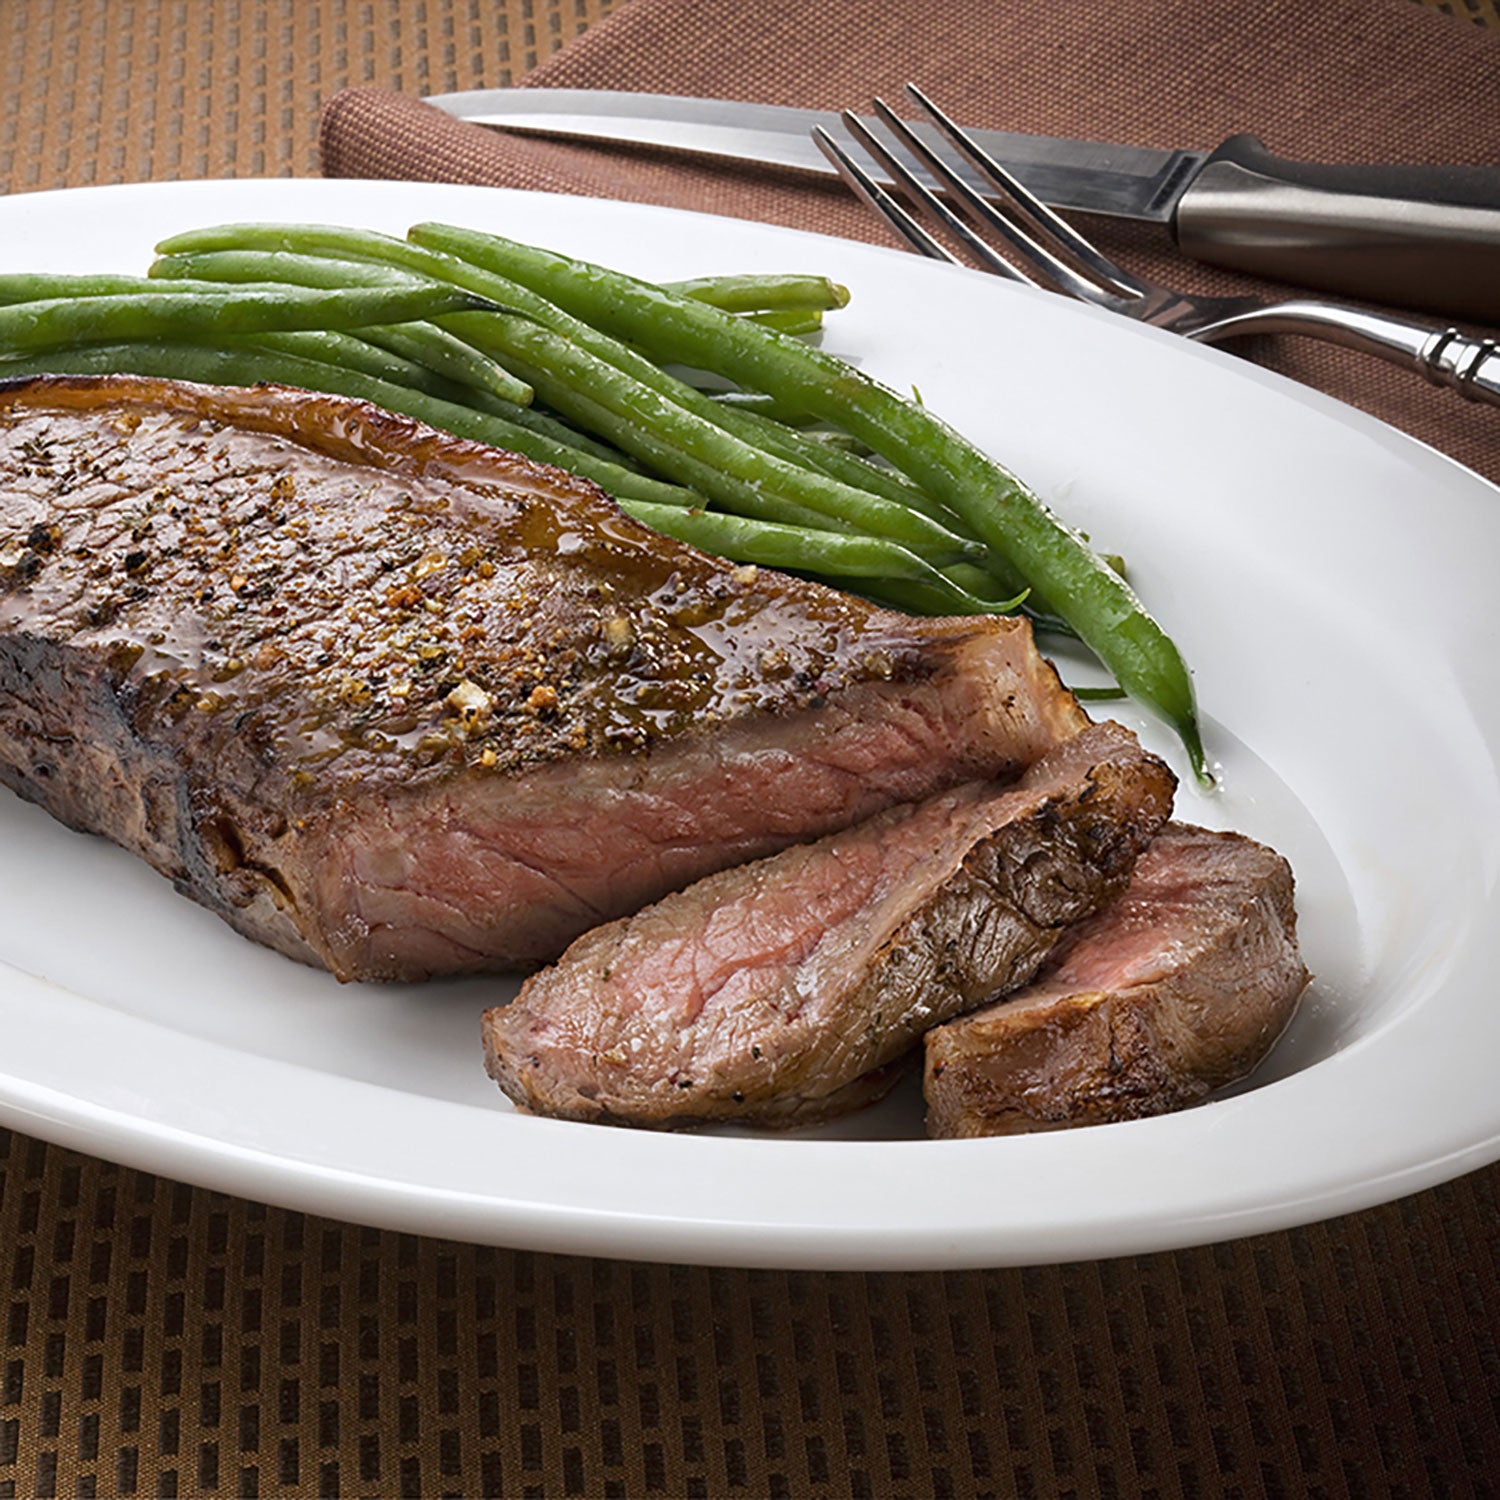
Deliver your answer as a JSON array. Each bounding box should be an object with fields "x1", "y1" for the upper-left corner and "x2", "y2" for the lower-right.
[
  {"x1": 923, "y1": 824, "x2": 1309, "y2": 1136},
  {"x1": 0, "y1": 375, "x2": 1088, "y2": 980},
  {"x1": 483, "y1": 722, "x2": 1175, "y2": 1127}
]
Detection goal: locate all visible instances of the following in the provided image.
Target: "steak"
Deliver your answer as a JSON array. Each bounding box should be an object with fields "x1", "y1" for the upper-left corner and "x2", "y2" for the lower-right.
[
  {"x1": 0, "y1": 375, "x2": 1088, "y2": 981},
  {"x1": 924, "y1": 823, "x2": 1308, "y2": 1136},
  {"x1": 483, "y1": 722, "x2": 1175, "y2": 1127}
]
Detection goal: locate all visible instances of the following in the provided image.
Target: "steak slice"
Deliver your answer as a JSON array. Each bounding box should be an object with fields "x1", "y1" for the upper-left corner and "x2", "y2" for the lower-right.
[
  {"x1": 483, "y1": 722, "x2": 1175, "y2": 1128},
  {"x1": 923, "y1": 824, "x2": 1309, "y2": 1136},
  {"x1": 0, "y1": 375, "x2": 1088, "y2": 980}
]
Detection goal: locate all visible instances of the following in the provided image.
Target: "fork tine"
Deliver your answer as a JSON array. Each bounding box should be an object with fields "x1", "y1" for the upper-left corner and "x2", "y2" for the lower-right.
[
  {"x1": 810, "y1": 125, "x2": 962, "y2": 266},
  {"x1": 834, "y1": 112, "x2": 1037, "y2": 286},
  {"x1": 867, "y1": 97, "x2": 1125, "y2": 308},
  {"x1": 902, "y1": 83, "x2": 1145, "y2": 300}
]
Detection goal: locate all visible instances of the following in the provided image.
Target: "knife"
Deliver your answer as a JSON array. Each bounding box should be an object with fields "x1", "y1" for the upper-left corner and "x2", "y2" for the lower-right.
[{"x1": 426, "y1": 87, "x2": 1500, "y2": 322}]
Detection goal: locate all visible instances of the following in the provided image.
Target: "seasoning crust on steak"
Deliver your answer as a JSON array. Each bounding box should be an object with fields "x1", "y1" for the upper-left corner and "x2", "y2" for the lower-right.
[
  {"x1": 483, "y1": 723, "x2": 1175, "y2": 1128},
  {"x1": 0, "y1": 375, "x2": 1088, "y2": 981},
  {"x1": 924, "y1": 823, "x2": 1309, "y2": 1136}
]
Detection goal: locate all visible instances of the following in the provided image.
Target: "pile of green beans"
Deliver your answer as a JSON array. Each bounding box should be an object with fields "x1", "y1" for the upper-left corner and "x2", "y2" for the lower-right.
[{"x1": 0, "y1": 223, "x2": 1206, "y2": 779}]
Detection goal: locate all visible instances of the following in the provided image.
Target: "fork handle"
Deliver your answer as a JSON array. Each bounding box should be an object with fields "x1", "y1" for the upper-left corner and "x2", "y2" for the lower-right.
[
  {"x1": 1174, "y1": 135, "x2": 1500, "y2": 324},
  {"x1": 1190, "y1": 299, "x2": 1500, "y2": 408}
]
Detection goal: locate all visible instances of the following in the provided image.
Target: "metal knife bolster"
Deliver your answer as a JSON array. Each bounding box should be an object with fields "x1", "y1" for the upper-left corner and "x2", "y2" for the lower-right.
[{"x1": 1174, "y1": 135, "x2": 1500, "y2": 324}]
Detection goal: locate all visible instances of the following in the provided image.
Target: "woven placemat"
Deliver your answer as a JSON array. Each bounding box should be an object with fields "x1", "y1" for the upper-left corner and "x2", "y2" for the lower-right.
[
  {"x1": 0, "y1": 0, "x2": 617, "y2": 193},
  {"x1": 2, "y1": 1126, "x2": 1498, "y2": 1498},
  {"x1": 2, "y1": 2, "x2": 1499, "y2": 1496}
]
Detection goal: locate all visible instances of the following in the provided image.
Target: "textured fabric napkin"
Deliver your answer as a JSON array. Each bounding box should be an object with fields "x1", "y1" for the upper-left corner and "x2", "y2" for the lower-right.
[{"x1": 319, "y1": 0, "x2": 1500, "y2": 482}]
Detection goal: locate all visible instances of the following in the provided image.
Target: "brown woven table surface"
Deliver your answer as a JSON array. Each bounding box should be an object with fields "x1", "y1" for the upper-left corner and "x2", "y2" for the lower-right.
[{"x1": 2, "y1": 2, "x2": 1499, "y2": 1496}]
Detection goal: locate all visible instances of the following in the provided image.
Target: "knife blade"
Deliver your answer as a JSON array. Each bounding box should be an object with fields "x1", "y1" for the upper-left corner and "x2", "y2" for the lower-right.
[{"x1": 426, "y1": 88, "x2": 1500, "y2": 322}]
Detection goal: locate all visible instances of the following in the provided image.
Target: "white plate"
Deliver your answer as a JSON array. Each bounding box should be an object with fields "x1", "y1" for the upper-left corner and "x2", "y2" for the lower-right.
[{"x1": 1, "y1": 179, "x2": 1497, "y2": 1270}]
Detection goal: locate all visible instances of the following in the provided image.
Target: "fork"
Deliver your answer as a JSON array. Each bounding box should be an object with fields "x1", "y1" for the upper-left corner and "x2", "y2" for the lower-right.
[{"x1": 814, "y1": 84, "x2": 1500, "y2": 409}]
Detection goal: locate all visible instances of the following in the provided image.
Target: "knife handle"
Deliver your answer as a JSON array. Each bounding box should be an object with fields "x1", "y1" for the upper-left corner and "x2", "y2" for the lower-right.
[{"x1": 1172, "y1": 134, "x2": 1500, "y2": 324}]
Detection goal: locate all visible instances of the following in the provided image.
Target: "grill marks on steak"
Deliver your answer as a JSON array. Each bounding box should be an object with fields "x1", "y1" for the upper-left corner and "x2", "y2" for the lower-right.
[
  {"x1": 482, "y1": 723, "x2": 1175, "y2": 1128},
  {"x1": 0, "y1": 375, "x2": 1087, "y2": 980},
  {"x1": 923, "y1": 824, "x2": 1309, "y2": 1136}
]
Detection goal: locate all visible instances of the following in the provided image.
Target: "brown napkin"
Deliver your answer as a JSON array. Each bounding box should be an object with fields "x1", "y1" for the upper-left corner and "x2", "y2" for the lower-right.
[{"x1": 319, "y1": 0, "x2": 1500, "y2": 483}]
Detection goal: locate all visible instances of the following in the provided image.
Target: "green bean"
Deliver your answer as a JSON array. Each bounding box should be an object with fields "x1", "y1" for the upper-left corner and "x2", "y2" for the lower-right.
[
  {"x1": 153, "y1": 224, "x2": 991, "y2": 563},
  {"x1": 704, "y1": 398, "x2": 961, "y2": 524},
  {"x1": 619, "y1": 503, "x2": 1019, "y2": 614},
  {"x1": 846, "y1": 576, "x2": 1014, "y2": 618},
  {"x1": 467, "y1": 395, "x2": 647, "y2": 472},
  {"x1": 745, "y1": 309, "x2": 823, "y2": 335},
  {"x1": 150, "y1": 250, "x2": 534, "y2": 405},
  {"x1": 150, "y1": 248, "x2": 416, "y2": 291},
  {"x1": 145, "y1": 250, "x2": 646, "y2": 473},
  {"x1": 244, "y1": 338, "x2": 615, "y2": 480},
  {"x1": 240, "y1": 332, "x2": 603, "y2": 467},
  {"x1": 0, "y1": 282, "x2": 495, "y2": 355},
  {"x1": 229, "y1": 328, "x2": 464, "y2": 391},
  {"x1": 923, "y1": 559, "x2": 1073, "y2": 636},
  {"x1": 0, "y1": 272, "x2": 191, "y2": 304},
  {"x1": 524, "y1": 379, "x2": 855, "y2": 533},
  {"x1": 664, "y1": 274, "x2": 850, "y2": 315},
  {"x1": 443, "y1": 309, "x2": 983, "y2": 562},
  {"x1": 0, "y1": 271, "x2": 416, "y2": 307},
  {"x1": 0, "y1": 341, "x2": 696, "y2": 509},
  {"x1": 154, "y1": 223, "x2": 985, "y2": 561},
  {"x1": 408, "y1": 222, "x2": 1209, "y2": 781},
  {"x1": 484, "y1": 313, "x2": 966, "y2": 527},
  {"x1": 151, "y1": 248, "x2": 646, "y2": 465},
  {"x1": 0, "y1": 275, "x2": 527, "y2": 408},
  {"x1": 0, "y1": 277, "x2": 483, "y2": 398},
  {"x1": 705, "y1": 389, "x2": 818, "y2": 425},
  {"x1": 357, "y1": 323, "x2": 533, "y2": 405}
]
